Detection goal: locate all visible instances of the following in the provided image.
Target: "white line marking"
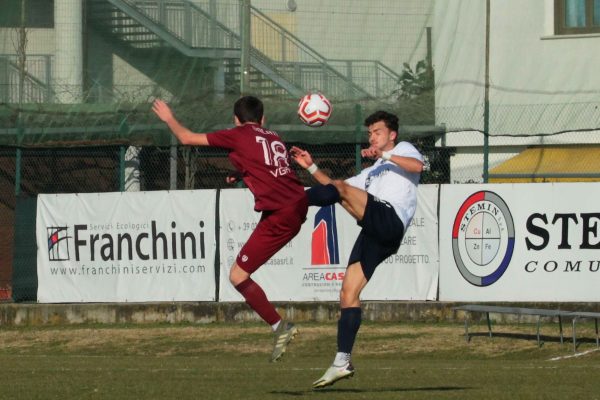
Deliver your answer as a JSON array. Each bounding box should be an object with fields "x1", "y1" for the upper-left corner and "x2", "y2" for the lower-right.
[{"x1": 548, "y1": 348, "x2": 600, "y2": 361}]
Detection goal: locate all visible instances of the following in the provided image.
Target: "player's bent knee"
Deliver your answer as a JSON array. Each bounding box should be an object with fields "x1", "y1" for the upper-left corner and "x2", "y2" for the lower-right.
[
  {"x1": 339, "y1": 287, "x2": 360, "y2": 308},
  {"x1": 229, "y1": 264, "x2": 249, "y2": 286}
]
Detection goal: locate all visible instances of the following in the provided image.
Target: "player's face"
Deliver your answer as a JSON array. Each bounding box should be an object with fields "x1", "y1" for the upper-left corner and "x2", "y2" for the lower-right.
[{"x1": 367, "y1": 121, "x2": 396, "y2": 151}]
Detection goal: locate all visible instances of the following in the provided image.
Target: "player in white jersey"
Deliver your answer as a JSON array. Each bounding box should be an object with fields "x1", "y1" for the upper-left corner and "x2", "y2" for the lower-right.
[{"x1": 291, "y1": 110, "x2": 424, "y2": 389}]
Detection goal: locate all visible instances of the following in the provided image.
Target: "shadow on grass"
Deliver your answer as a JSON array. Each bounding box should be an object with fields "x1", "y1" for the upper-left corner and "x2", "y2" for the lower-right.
[
  {"x1": 573, "y1": 337, "x2": 600, "y2": 351},
  {"x1": 270, "y1": 385, "x2": 472, "y2": 396},
  {"x1": 467, "y1": 331, "x2": 568, "y2": 345}
]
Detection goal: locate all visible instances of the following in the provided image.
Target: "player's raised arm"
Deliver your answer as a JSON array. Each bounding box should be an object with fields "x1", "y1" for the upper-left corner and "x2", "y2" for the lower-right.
[
  {"x1": 361, "y1": 146, "x2": 423, "y2": 173},
  {"x1": 392, "y1": 155, "x2": 424, "y2": 173},
  {"x1": 290, "y1": 146, "x2": 332, "y2": 185},
  {"x1": 152, "y1": 99, "x2": 209, "y2": 146}
]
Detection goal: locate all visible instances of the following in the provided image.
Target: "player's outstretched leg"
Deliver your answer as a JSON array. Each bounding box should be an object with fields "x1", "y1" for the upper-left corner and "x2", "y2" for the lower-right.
[
  {"x1": 305, "y1": 184, "x2": 340, "y2": 207},
  {"x1": 271, "y1": 320, "x2": 298, "y2": 362}
]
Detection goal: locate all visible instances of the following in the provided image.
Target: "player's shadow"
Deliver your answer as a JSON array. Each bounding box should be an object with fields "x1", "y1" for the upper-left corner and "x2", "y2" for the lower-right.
[{"x1": 270, "y1": 385, "x2": 471, "y2": 396}]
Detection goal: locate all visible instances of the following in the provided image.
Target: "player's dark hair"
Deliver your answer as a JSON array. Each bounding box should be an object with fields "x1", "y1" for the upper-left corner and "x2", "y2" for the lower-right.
[
  {"x1": 364, "y1": 110, "x2": 399, "y2": 133},
  {"x1": 234, "y1": 96, "x2": 264, "y2": 124}
]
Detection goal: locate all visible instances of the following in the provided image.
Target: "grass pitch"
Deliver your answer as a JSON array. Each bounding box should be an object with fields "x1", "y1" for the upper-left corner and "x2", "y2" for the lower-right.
[{"x1": 0, "y1": 321, "x2": 599, "y2": 399}]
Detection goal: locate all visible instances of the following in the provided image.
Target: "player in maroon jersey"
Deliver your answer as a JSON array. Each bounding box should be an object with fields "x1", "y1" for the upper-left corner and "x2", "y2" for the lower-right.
[{"x1": 152, "y1": 96, "x2": 308, "y2": 362}]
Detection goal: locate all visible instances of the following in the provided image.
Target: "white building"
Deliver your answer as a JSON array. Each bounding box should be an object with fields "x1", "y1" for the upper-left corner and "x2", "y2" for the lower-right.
[
  {"x1": 0, "y1": 0, "x2": 433, "y2": 104},
  {"x1": 433, "y1": 0, "x2": 600, "y2": 183}
]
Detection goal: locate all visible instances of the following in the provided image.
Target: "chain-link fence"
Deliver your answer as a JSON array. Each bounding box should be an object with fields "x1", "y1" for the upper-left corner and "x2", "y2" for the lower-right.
[
  {"x1": 0, "y1": 128, "x2": 448, "y2": 299},
  {"x1": 3, "y1": 0, "x2": 600, "y2": 301}
]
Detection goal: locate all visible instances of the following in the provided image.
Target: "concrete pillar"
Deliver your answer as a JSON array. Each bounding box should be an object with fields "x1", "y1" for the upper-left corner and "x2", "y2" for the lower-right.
[
  {"x1": 213, "y1": 60, "x2": 225, "y2": 100},
  {"x1": 53, "y1": 0, "x2": 83, "y2": 103},
  {"x1": 124, "y1": 146, "x2": 141, "y2": 191}
]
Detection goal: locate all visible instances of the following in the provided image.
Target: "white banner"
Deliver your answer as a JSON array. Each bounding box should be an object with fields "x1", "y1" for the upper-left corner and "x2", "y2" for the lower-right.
[
  {"x1": 37, "y1": 191, "x2": 217, "y2": 302},
  {"x1": 440, "y1": 183, "x2": 600, "y2": 301},
  {"x1": 218, "y1": 185, "x2": 439, "y2": 301},
  {"x1": 363, "y1": 184, "x2": 439, "y2": 300}
]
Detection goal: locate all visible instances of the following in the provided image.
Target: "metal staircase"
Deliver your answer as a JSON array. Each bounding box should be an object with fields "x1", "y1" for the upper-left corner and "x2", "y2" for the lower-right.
[
  {"x1": 87, "y1": 0, "x2": 400, "y2": 100},
  {"x1": 0, "y1": 55, "x2": 53, "y2": 103}
]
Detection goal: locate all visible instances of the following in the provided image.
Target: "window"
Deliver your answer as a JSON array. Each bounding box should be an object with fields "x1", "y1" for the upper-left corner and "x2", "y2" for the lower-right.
[
  {"x1": 0, "y1": 0, "x2": 54, "y2": 28},
  {"x1": 555, "y1": 0, "x2": 600, "y2": 34}
]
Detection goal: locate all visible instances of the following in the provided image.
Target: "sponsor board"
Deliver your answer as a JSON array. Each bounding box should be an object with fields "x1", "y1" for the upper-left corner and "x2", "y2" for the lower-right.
[
  {"x1": 37, "y1": 191, "x2": 217, "y2": 302},
  {"x1": 218, "y1": 185, "x2": 439, "y2": 301},
  {"x1": 440, "y1": 183, "x2": 600, "y2": 301}
]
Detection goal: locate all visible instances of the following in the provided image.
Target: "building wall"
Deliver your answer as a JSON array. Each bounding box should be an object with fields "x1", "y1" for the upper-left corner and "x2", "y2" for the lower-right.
[
  {"x1": 87, "y1": 28, "x2": 168, "y2": 103},
  {"x1": 434, "y1": 0, "x2": 600, "y2": 183},
  {"x1": 434, "y1": 0, "x2": 600, "y2": 143},
  {"x1": 0, "y1": 28, "x2": 55, "y2": 55},
  {"x1": 449, "y1": 147, "x2": 523, "y2": 184},
  {"x1": 253, "y1": 0, "x2": 433, "y2": 74},
  {"x1": 2, "y1": 0, "x2": 434, "y2": 103}
]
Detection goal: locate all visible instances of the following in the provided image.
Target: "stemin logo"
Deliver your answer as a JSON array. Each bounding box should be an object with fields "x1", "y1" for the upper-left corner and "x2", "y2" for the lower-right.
[{"x1": 452, "y1": 191, "x2": 515, "y2": 286}]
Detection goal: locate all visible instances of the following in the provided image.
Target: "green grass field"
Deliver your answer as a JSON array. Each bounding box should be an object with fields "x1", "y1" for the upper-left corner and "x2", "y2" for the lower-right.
[{"x1": 0, "y1": 321, "x2": 599, "y2": 400}]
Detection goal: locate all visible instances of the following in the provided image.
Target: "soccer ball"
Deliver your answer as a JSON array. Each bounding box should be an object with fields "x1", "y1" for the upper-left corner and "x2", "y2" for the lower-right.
[{"x1": 297, "y1": 93, "x2": 332, "y2": 127}]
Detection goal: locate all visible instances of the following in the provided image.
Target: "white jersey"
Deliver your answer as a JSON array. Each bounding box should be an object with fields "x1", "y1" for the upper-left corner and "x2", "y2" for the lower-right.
[{"x1": 345, "y1": 141, "x2": 423, "y2": 228}]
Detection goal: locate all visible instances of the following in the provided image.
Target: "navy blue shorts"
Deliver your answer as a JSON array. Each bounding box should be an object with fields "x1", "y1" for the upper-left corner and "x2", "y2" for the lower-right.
[{"x1": 348, "y1": 193, "x2": 405, "y2": 281}]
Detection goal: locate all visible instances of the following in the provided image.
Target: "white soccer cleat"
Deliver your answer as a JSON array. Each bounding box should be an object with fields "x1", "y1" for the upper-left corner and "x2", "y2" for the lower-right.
[
  {"x1": 312, "y1": 362, "x2": 355, "y2": 389},
  {"x1": 270, "y1": 321, "x2": 298, "y2": 362}
]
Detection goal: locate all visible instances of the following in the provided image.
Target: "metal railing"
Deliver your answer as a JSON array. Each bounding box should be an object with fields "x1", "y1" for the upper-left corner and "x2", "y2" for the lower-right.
[
  {"x1": 0, "y1": 55, "x2": 53, "y2": 103},
  {"x1": 103, "y1": 0, "x2": 387, "y2": 99},
  {"x1": 129, "y1": 0, "x2": 238, "y2": 49},
  {"x1": 328, "y1": 59, "x2": 401, "y2": 98}
]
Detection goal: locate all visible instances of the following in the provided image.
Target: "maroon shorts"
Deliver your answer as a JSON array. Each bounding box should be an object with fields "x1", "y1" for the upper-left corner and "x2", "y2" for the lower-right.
[{"x1": 237, "y1": 196, "x2": 309, "y2": 273}]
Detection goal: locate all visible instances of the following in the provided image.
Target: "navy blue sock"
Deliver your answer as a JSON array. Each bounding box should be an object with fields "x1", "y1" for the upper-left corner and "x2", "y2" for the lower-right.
[
  {"x1": 337, "y1": 307, "x2": 362, "y2": 354},
  {"x1": 306, "y1": 184, "x2": 340, "y2": 207}
]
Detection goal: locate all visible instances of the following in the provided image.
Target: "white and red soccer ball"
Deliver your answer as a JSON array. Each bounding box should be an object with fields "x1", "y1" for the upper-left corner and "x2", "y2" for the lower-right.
[{"x1": 297, "y1": 93, "x2": 332, "y2": 127}]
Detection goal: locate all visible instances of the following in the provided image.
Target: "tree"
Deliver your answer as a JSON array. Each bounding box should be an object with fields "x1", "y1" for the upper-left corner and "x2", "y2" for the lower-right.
[{"x1": 397, "y1": 59, "x2": 434, "y2": 99}]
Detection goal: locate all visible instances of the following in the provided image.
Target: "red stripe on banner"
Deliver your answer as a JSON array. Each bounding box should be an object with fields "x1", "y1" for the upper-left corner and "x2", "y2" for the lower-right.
[
  {"x1": 452, "y1": 191, "x2": 485, "y2": 238},
  {"x1": 311, "y1": 221, "x2": 330, "y2": 265}
]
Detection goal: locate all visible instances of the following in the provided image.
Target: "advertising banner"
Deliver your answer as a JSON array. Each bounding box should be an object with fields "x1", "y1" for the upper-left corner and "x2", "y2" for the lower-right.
[
  {"x1": 362, "y1": 184, "x2": 439, "y2": 300},
  {"x1": 37, "y1": 191, "x2": 217, "y2": 302},
  {"x1": 440, "y1": 183, "x2": 600, "y2": 301},
  {"x1": 218, "y1": 185, "x2": 439, "y2": 301}
]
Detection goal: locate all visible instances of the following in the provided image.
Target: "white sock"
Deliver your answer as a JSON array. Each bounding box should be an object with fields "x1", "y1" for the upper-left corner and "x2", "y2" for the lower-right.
[
  {"x1": 271, "y1": 320, "x2": 281, "y2": 332},
  {"x1": 333, "y1": 352, "x2": 351, "y2": 366}
]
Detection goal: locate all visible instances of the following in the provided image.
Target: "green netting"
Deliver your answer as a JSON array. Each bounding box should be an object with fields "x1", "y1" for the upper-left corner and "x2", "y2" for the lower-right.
[
  {"x1": 0, "y1": 94, "x2": 436, "y2": 146},
  {"x1": 11, "y1": 195, "x2": 37, "y2": 302},
  {"x1": 2, "y1": 0, "x2": 600, "y2": 299}
]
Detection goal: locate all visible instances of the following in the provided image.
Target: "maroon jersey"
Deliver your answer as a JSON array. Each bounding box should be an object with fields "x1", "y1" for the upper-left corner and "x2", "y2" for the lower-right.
[{"x1": 206, "y1": 124, "x2": 305, "y2": 211}]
